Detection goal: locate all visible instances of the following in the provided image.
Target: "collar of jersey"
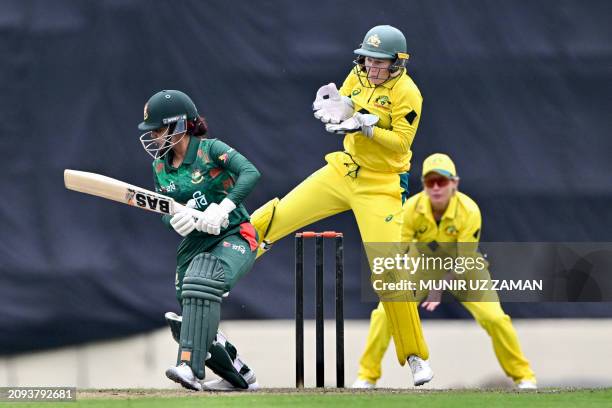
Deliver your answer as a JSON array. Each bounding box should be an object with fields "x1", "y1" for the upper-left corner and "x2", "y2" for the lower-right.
[
  {"x1": 379, "y1": 71, "x2": 404, "y2": 89},
  {"x1": 164, "y1": 135, "x2": 200, "y2": 172}
]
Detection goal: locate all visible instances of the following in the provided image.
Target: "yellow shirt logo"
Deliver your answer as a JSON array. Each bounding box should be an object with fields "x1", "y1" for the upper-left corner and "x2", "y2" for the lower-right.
[{"x1": 366, "y1": 34, "x2": 381, "y2": 48}]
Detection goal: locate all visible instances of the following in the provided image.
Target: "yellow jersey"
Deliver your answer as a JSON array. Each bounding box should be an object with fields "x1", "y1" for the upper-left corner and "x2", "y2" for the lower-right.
[
  {"x1": 339, "y1": 69, "x2": 423, "y2": 173},
  {"x1": 402, "y1": 191, "x2": 482, "y2": 244}
]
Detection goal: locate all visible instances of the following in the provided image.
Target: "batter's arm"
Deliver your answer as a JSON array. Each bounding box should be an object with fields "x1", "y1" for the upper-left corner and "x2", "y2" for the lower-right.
[{"x1": 209, "y1": 140, "x2": 261, "y2": 206}]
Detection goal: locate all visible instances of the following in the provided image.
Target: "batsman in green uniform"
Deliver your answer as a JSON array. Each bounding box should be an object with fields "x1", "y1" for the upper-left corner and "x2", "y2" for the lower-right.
[{"x1": 138, "y1": 90, "x2": 261, "y2": 391}]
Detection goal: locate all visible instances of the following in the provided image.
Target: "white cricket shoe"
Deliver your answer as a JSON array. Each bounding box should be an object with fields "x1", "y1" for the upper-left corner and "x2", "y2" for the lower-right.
[
  {"x1": 165, "y1": 363, "x2": 202, "y2": 391},
  {"x1": 201, "y1": 369, "x2": 260, "y2": 391},
  {"x1": 408, "y1": 355, "x2": 434, "y2": 386},
  {"x1": 517, "y1": 380, "x2": 538, "y2": 390},
  {"x1": 351, "y1": 378, "x2": 376, "y2": 389}
]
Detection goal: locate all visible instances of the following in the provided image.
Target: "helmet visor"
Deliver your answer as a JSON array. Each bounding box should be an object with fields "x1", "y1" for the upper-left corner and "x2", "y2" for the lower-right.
[
  {"x1": 139, "y1": 118, "x2": 187, "y2": 159},
  {"x1": 352, "y1": 55, "x2": 408, "y2": 88}
]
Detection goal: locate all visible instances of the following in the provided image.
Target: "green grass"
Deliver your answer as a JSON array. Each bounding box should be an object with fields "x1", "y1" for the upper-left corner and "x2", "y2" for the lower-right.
[{"x1": 3, "y1": 388, "x2": 611, "y2": 408}]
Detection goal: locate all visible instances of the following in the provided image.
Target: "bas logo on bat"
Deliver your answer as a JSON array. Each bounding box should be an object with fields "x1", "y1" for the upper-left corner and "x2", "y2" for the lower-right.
[{"x1": 127, "y1": 188, "x2": 171, "y2": 214}]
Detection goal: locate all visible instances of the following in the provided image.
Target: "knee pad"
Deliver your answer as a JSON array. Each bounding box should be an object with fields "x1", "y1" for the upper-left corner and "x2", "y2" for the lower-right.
[{"x1": 178, "y1": 253, "x2": 225, "y2": 380}]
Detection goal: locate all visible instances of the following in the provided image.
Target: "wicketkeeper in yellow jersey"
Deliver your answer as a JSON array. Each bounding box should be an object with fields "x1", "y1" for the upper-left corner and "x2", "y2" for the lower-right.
[
  {"x1": 251, "y1": 25, "x2": 432, "y2": 385},
  {"x1": 352, "y1": 153, "x2": 537, "y2": 389}
]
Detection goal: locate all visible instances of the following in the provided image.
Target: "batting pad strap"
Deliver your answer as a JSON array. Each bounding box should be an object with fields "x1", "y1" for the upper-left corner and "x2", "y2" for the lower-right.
[
  {"x1": 181, "y1": 288, "x2": 224, "y2": 303},
  {"x1": 183, "y1": 276, "x2": 226, "y2": 290}
]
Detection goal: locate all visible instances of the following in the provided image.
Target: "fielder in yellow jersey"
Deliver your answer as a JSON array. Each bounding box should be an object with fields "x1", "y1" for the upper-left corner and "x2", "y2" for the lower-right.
[
  {"x1": 250, "y1": 25, "x2": 432, "y2": 385},
  {"x1": 353, "y1": 153, "x2": 537, "y2": 389}
]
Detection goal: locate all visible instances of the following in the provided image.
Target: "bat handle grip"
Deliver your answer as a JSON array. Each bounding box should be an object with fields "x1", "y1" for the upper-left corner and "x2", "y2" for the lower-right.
[{"x1": 173, "y1": 202, "x2": 202, "y2": 218}]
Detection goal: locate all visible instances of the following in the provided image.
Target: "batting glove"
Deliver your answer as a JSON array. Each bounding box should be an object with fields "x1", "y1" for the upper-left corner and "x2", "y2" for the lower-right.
[
  {"x1": 312, "y1": 83, "x2": 354, "y2": 124},
  {"x1": 169, "y1": 199, "x2": 200, "y2": 237},
  {"x1": 196, "y1": 198, "x2": 234, "y2": 235},
  {"x1": 325, "y1": 112, "x2": 379, "y2": 138},
  {"x1": 170, "y1": 210, "x2": 197, "y2": 237}
]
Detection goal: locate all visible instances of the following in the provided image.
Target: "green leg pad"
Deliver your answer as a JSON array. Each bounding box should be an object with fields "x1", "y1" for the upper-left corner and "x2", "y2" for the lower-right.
[{"x1": 178, "y1": 253, "x2": 225, "y2": 380}]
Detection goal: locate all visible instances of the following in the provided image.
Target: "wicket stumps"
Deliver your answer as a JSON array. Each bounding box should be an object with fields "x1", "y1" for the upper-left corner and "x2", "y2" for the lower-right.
[{"x1": 295, "y1": 231, "x2": 344, "y2": 388}]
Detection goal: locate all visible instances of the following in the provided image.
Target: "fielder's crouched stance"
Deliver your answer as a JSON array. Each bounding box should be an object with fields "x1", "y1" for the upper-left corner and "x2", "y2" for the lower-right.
[
  {"x1": 353, "y1": 154, "x2": 537, "y2": 390},
  {"x1": 252, "y1": 25, "x2": 433, "y2": 386},
  {"x1": 138, "y1": 90, "x2": 259, "y2": 391}
]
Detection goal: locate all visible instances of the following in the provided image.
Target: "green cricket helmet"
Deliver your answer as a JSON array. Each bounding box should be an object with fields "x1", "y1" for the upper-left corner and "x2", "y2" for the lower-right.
[
  {"x1": 354, "y1": 25, "x2": 409, "y2": 61},
  {"x1": 138, "y1": 90, "x2": 198, "y2": 159},
  {"x1": 353, "y1": 25, "x2": 410, "y2": 86},
  {"x1": 138, "y1": 90, "x2": 198, "y2": 131}
]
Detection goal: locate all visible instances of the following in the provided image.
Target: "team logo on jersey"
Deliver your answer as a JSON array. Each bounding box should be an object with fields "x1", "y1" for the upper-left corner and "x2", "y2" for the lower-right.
[
  {"x1": 352, "y1": 88, "x2": 361, "y2": 96},
  {"x1": 415, "y1": 225, "x2": 428, "y2": 238},
  {"x1": 366, "y1": 34, "x2": 381, "y2": 48},
  {"x1": 191, "y1": 169, "x2": 204, "y2": 184},
  {"x1": 445, "y1": 226, "x2": 458, "y2": 236},
  {"x1": 143, "y1": 103, "x2": 149, "y2": 120},
  {"x1": 374, "y1": 95, "x2": 391, "y2": 108}
]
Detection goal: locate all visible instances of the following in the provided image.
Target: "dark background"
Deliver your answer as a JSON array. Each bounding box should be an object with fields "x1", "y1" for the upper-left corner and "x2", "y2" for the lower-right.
[{"x1": 1, "y1": 0, "x2": 611, "y2": 354}]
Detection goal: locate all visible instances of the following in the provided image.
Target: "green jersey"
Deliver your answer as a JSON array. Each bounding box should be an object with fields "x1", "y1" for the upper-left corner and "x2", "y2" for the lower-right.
[{"x1": 152, "y1": 136, "x2": 261, "y2": 259}]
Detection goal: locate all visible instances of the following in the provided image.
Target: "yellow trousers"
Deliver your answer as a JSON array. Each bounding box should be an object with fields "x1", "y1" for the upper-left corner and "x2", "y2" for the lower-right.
[
  {"x1": 251, "y1": 152, "x2": 429, "y2": 363},
  {"x1": 357, "y1": 301, "x2": 536, "y2": 383}
]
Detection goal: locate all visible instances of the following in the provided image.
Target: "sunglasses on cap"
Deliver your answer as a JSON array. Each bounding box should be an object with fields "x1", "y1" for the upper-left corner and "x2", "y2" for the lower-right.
[{"x1": 423, "y1": 176, "x2": 451, "y2": 188}]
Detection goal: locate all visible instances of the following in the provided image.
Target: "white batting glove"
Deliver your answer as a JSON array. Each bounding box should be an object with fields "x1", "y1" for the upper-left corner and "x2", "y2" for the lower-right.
[
  {"x1": 170, "y1": 210, "x2": 197, "y2": 237},
  {"x1": 169, "y1": 200, "x2": 200, "y2": 237},
  {"x1": 325, "y1": 112, "x2": 379, "y2": 138},
  {"x1": 196, "y1": 198, "x2": 235, "y2": 235},
  {"x1": 312, "y1": 83, "x2": 354, "y2": 124}
]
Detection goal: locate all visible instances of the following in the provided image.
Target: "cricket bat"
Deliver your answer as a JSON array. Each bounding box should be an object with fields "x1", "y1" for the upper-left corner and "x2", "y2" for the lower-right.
[{"x1": 63, "y1": 169, "x2": 200, "y2": 218}]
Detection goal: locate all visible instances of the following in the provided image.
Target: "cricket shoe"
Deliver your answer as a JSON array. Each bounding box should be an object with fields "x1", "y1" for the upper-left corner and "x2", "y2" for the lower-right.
[
  {"x1": 408, "y1": 355, "x2": 434, "y2": 386},
  {"x1": 516, "y1": 379, "x2": 537, "y2": 390},
  {"x1": 201, "y1": 369, "x2": 260, "y2": 391},
  {"x1": 351, "y1": 378, "x2": 376, "y2": 389},
  {"x1": 165, "y1": 363, "x2": 202, "y2": 391}
]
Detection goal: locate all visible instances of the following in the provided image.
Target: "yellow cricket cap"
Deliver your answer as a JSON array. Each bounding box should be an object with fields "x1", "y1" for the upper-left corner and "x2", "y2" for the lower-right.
[{"x1": 422, "y1": 153, "x2": 457, "y2": 178}]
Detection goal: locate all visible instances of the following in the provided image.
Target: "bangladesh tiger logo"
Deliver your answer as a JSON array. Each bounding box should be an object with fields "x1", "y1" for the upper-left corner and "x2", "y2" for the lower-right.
[{"x1": 191, "y1": 169, "x2": 204, "y2": 184}]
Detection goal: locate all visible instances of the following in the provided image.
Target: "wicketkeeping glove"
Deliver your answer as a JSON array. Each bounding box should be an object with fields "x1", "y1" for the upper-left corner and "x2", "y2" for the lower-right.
[
  {"x1": 312, "y1": 83, "x2": 354, "y2": 124},
  {"x1": 325, "y1": 112, "x2": 379, "y2": 138}
]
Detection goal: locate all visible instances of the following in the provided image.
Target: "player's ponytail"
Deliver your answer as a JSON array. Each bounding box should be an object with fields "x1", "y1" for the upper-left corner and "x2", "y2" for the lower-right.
[{"x1": 188, "y1": 115, "x2": 208, "y2": 137}]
